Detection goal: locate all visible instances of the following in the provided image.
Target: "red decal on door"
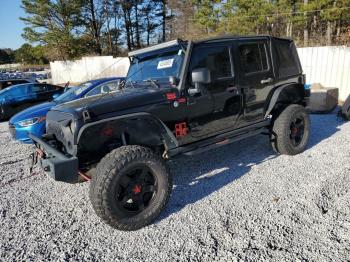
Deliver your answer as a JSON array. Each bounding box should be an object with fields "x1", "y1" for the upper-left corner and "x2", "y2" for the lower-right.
[
  {"x1": 102, "y1": 127, "x2": 113, "y2": 137},
  {"x1": 177, "y1": 97, "x2": 186, "y2": 103},
  {"x1": 175, "y1": 122, "x2": 188, "y2": 138}
]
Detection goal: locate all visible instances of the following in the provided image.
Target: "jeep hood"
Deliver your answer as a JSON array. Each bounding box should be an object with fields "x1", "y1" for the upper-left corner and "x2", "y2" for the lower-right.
[{"x1": 51, "y1": 86, "x2": 176, "y2": 119}]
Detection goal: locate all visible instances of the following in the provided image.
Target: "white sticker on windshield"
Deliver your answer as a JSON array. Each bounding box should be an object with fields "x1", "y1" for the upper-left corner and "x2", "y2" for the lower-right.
[{"x1": 157, "y1": 59, "x2": 174, "y2": 69}]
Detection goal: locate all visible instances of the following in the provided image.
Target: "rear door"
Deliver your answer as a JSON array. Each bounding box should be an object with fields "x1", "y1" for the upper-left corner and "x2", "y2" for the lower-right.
[
  {"x1": 30, "y1": 84, "x2": 48, "y2": 102},
  {"x1": 187, "y1": 42, "x2": 241, "y2": 138},
  {"x1": 5, "y1": 84, "x2": 33, "y2": 115},
  {"x1": 235, "y1": 39, "x2": 274, "y2": 124}
]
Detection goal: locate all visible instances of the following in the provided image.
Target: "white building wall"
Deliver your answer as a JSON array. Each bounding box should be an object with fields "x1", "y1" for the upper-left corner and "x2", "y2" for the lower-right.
[
  {"x1": 50, "y1": 56, "x2": 129, "y2": 85},
  {"x1": 297, "y1": 46, "x2": 350, "y2": 102},
  {"x1": 0, "y1": 63, "x2": 22, "y2": 69}
]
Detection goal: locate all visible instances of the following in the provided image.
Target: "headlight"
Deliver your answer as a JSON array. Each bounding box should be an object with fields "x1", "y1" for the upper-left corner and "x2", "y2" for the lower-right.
[{"x1": 17, "y1": 116, "x2": 46, "y2": 127}]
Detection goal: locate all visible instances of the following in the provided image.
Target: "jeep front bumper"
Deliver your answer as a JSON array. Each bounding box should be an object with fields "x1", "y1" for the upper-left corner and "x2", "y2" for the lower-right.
[{"x1": 29, "y1": 134, "x2": 79, "y2": 183}]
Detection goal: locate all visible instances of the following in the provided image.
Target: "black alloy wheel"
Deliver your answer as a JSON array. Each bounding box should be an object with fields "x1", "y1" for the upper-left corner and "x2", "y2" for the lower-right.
[
  {"x1": 271, "y1": 104, "x2": 310, "y2": 155},
  {"x1": 290, "y1": 117, "x2": 305, "y2": 146},
  {"x1": 90, "y1": 145, "x2": 172, "y2": 231},
  {"x1": 115, "y1": 166, "x2": 157, "y2": 216}
]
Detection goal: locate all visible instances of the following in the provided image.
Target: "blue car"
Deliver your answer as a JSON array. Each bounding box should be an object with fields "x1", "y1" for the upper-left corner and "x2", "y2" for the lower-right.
[
  {"x1": 0, "y1": 83, "x2": 64, "y2": 120},
  {"x1": 9, "y1": 77, "x2": 123, "y2": 143}
]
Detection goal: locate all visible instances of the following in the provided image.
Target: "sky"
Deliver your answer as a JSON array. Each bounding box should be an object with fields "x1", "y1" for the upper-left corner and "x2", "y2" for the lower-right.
[{"x1": 0, "y1": 0, "x2": 26, "y2": 49}]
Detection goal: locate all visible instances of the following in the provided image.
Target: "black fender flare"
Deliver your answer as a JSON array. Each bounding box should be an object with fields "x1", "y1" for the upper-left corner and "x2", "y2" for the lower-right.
[
  {"x1": 77, "y1": 112, "x2": 179, "y2": 150},
  {"x1": 264, "y1": 83, "x2": 305, "y2": 118}
]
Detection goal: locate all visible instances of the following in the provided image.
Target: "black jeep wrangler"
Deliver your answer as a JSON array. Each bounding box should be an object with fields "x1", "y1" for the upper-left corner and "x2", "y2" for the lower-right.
[{"x1": 30, "y1": 35, "x2": 310, "y2": 230}]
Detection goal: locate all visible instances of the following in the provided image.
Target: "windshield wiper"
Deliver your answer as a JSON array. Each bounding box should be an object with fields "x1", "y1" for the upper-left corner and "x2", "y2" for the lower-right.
[
  {"x1": 125, "y1": 80, "x2": 137, "y2": 89},
  {"x1": 143, "y1": 79, "x2": 160, "y2": 88}
]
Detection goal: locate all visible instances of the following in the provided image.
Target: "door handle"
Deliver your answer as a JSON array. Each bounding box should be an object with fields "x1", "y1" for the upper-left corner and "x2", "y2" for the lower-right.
[{"x1": 260, "y1": 78, "x2": 273, "y2": 84}]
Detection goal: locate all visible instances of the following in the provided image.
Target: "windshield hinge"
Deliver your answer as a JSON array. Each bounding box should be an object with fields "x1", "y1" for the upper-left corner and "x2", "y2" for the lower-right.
[{"x1": 82, "y1": 110, "x2": 91, "y2": 122}]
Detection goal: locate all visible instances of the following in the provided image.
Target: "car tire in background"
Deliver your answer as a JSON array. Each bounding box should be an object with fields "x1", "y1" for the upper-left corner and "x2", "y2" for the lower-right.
[
  {"x1": 270, "y1": 104, "x2": 310, "y2": 155},
  {"x1": 90, "y1": 145, "x2": 172, "y2": 231},
  {"x1": 341, "y1": 95, "x2": 350, "y2": 121},
  {"x1": 0, "y1": 105, "x2": 6, "y2": 121}
]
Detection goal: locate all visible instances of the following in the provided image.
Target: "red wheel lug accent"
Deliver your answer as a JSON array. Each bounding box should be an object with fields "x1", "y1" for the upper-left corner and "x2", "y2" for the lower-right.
[{"x1": 132, "y1": 184, "x2": 142, "y2": 194}]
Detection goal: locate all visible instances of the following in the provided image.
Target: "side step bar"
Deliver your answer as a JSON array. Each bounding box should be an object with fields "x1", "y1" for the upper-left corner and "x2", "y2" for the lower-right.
[
  {"x1": 182, "y1": 127, "x2": 266, "y2": 156},
  {"x1": 167, "y1": 120, "x2": 271, "y2": 157}
]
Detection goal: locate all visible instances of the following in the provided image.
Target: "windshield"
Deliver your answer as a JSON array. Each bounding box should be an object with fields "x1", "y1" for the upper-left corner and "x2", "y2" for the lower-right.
[
  {"x1": 127, "y1": 48, "x2": 185, "y2": 83},
  {"x1": 54, "y1": 81, "x2": 94, "y2": 103}
]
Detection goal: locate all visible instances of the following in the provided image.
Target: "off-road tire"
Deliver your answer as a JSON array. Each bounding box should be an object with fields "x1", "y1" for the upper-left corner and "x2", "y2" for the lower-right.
[
  {"x1": 341, "y1": 95, "x2": 350, "y2": 120},
  {"x1": 271, "y1": 104, "x2": 310, "y2": 155},
  {"x1": 90, "y1": 145, "x2": 172, "y2": 231}
]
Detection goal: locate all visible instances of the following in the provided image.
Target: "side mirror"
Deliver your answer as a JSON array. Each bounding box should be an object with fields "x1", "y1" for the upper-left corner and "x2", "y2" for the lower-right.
[
  {"x1": 188, "y1": 86, "x2": 201, "y2": 95},
  {"x1": 191, "y1": 68, "x2": 211, "y2": 84},
  {"x1": 189, "y1": 68, "x2": 211, "y2": 96}
]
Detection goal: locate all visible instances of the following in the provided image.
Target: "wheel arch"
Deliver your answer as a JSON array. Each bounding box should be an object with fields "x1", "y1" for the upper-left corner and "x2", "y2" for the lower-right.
[
  {"x1": 77, "y1": 113, "x2": 178, "y2": 158},
  {"x1": 264, "y1": 83, "x2": 305, "y2": 118}
]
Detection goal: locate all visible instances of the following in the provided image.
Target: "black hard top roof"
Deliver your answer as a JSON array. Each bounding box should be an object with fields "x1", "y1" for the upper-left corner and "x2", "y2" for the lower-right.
[
  {"x1": 128, "y1": 35, "x2": 293, "y2": 57},
  {"x1": 195, "y1": 35, "x2": 293, "y2": 44}
]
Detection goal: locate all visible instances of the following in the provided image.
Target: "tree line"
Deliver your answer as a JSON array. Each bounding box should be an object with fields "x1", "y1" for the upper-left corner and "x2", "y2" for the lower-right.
[
  {"x1": 0, "y1": 44, "x2": 48, "y2": 65},
  {"x1": 194, "y1": 0, "x2": 350, "y2": 47},
  {"x1": 19, "y1": 0, "x2": 171, "y2": 61},
  {"x1": 1, "y1": 0, "x2": 350, "y2": 65}
]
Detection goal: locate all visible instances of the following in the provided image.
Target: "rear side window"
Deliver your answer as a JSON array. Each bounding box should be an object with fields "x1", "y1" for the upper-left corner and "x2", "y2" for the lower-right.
[
  {"x1": 30, "y1": 84, "x2": 46, "y2": 93},
  {"x1": 190, "y1": 46, "x2": 232, "y2": 80},
  {"x1": 239, "y1": 43, "x2": 268, "y2": 74},
  {"x1": 45, "y1": 84, "x2": 60, "y2": 91},
  {"x1": 274, "y1": 40, "x2": 301, "y2": 77},
  {"x1": 8, "y1": 85, "x2": 29, "y2": 97}
]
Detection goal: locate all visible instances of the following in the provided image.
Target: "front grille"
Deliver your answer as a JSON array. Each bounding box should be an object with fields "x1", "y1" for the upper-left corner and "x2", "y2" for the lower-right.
[{"x1": 46, "y1": 111, "x2": 76, "y2": 155}]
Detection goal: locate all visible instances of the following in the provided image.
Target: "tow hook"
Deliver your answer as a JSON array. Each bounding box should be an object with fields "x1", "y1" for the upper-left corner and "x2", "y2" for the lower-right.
[
  {"x1": 162, "y1": 150, "x2": 169, "y2": 159},
  {"x1": 162, "y1": 142, "x2": 169, "y2": 159},
  {"x1": 78, "y1": 171, "x2": 91, "y2": 182}
]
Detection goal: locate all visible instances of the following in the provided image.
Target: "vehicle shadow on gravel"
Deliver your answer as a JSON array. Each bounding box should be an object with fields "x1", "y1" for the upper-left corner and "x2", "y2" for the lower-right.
[
  {"x1": 161, "y1": 134, "x2": 276, "y2": 220},
  {"x1": 306, "y1": 111, "x2": 344, "y2": 149},
  {"x1": 160, "y1": 113, "x2": 345, "y2": 220}
]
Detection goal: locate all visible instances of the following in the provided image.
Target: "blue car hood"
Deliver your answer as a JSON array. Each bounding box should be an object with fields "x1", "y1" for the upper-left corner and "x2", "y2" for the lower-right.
[{"x1": 10, "y1": 102, "x2": 56, "y2": 124}]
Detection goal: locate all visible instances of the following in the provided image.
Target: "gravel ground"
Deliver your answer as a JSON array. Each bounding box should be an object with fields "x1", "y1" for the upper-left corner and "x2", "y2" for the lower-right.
[{"x1": 0, "y1": 112, "x2": 350, "y2": 261}]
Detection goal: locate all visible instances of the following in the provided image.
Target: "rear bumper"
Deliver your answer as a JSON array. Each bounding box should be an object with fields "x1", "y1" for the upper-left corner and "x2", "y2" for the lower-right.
[
  {"x1": 29, "y1": 134, "x2": 79, "y2": 183},
  {"x1": 304, "y1": 97, "x2": 310, "y2": 109},
  {"x1": 304, "y1": 90, "x2": 311, "y2": 111}
]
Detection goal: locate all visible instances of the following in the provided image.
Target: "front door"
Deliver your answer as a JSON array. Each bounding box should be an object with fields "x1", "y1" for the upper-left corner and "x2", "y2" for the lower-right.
[{"x1": 186, "y1": 42, "x2": 242, "y2": 139}]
